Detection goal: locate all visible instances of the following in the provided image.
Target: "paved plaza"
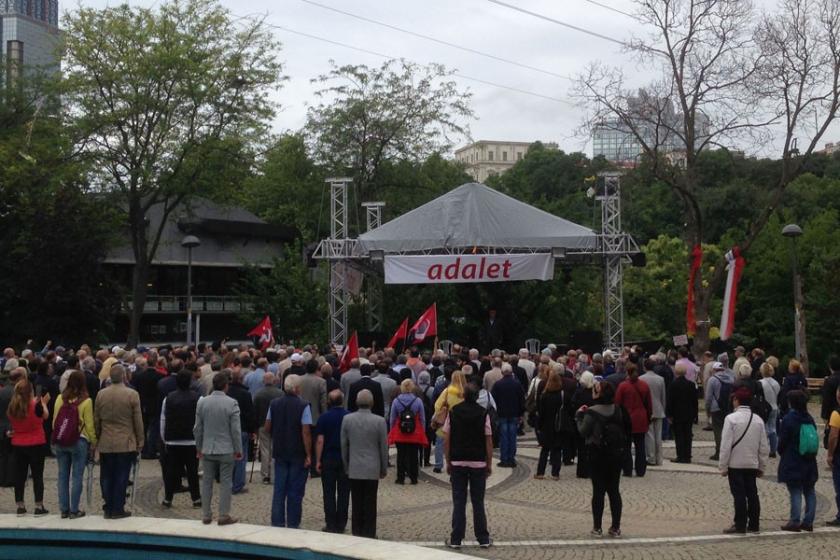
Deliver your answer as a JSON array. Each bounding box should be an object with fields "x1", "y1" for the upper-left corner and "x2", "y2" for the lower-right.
[{"x1": 2, "y1": 406, "x2": 838, "y2": 559}]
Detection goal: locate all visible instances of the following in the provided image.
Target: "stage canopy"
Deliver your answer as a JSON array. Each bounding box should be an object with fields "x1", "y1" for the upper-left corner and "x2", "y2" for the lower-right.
[{"x1": 357, "y1": 182, "x2": 598, "y2": 255}]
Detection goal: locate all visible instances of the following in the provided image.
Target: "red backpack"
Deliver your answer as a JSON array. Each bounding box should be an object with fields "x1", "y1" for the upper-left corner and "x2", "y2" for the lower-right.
[{"x1": 52, "y1": 400, "x2": 81, "y2": 447}]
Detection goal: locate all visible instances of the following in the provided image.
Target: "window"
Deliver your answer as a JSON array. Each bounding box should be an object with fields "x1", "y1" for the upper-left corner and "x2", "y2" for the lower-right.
[
  {"x1": 488, "y1": 151, "x2": 494, "y2": 161},
  {"x1": 502, "y1": 151, "x2": 507, "y2": 162},
  {"x1": 517, "y1": 152, "x2": 523, "y2": 161}
]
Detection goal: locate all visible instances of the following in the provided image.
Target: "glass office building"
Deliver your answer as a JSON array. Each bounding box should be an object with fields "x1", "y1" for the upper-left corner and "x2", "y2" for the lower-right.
[{"x1": 1, "y1": 0, "x2": 60, "y2": 83}]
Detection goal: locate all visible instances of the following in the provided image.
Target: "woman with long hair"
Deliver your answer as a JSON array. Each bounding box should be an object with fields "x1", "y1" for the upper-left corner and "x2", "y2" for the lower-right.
[
  {"x1": 758, "y1": 363, "x2": 781, "y2": 457},
  {"x1": 53, "y1": 370, "x2": 96, "y2": 519},
  {"x1": 535, "y1": 372, "x2": 565, "y2": 479},
  {"x1": 7, "y1": 379, "x2": 50, "y2": 516}
]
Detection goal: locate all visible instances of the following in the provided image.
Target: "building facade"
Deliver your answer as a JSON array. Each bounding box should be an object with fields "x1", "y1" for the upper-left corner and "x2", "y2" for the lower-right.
[
  {"x1": 1, "y1": 0, "x2": 60, "y2": 84},
  {"x1": 455, "y1": 140, "x2": 541, "y2": 182}
]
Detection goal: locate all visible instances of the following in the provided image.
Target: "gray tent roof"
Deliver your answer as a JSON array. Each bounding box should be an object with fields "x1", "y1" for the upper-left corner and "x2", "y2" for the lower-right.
[{"x1": 357, "y1": 183, "x2": 597, "y2": 254}]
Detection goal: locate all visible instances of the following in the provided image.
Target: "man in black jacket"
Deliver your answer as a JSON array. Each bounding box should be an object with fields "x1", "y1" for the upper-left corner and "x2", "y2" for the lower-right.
[
  {"x1": 347, "y1": 364, "x2": 385, "y2": 417},
  {"x1": 666, "y1": 363, "x2": 699, "y2": 463},
  {"x1": 444, "y1": 383, "x2": 492, "y2": 549},
  {"x1": 490, "y1": 367, "x2": 525, "y2": 468},
  {"x1": 822, "y1": 356, "x2": 840, "y2": 421},
  {"x1": 227, "y1": 368, "x2": 257, "y2": 494},
  {"x1": 160, "y1": 371, "x2": 200, "y2": 507},
  {"x1": 133, "y1": 357, "x2": 162, "y2": 459}
]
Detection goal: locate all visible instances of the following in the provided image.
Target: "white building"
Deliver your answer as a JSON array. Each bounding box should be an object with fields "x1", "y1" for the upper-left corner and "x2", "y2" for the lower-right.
[{"x1": 455, "y1": 140, "x2": 551, "y2": 182}]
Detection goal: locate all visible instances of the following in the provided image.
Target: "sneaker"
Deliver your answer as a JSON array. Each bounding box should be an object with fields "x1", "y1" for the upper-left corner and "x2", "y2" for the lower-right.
[
  {"x1": 800, "y1": 524, "x2": 813, "y2": 532},
  {"x1": 262, "y1": 476, "x2": 271, "y2": 485},
  {"x1": 16, "y1": 507, "x2": 26, "y2": 517},
  {"x1": 433, "y1": 467, "x2": 442, "y2": 474},
  {"x1": 69, "y1": 511, "x2": 86, "y2": 520},
  {"x1": 61, "y1": 511, "x2": 70, "y2": 519},
  {"x1": 590, "y1": 528, "x2": 603, "y2": 537},
  {"x1": 723, "y1": 525, "x2": 746, "y2": 534},
  {"x1": 747, "y1": 527, "x2": 760, "y2": 534},
  {"x1": 444, "y1": 538, "x2": 461, "y2": 549},
  {"x1": 33, "y1": 507, "x2": 49, "y2": 517},
  {"x1": 192, "y1": 499, "x2": 202, "y2": 508},
  {"x1": 551, "y1": 475, "x2": 560, "y2": 481},
  {"x1": 218, "y1": 516, "x2": 238, "y2": 526},
  {"x1": 826, "y1": 519, "x2": 840, "y2": 527},
  {"x1": 161, "y1": 500, "x2": 172, "y2": 508},
  {"x1": 479, "y1": 539, "x2": 493, "y2": 548},
  {"x1": 780, "y1": 522, "x2": 801, "y2": 532},
  {"x1": 110, "y1": 511, "x2": 132, "y2": 520},
  {"x1": 533, "y1": 474, "x2": 545, "y2": 480},
  {"x1": 608, "y1": 527, "x2": 621, "y2": 538}
]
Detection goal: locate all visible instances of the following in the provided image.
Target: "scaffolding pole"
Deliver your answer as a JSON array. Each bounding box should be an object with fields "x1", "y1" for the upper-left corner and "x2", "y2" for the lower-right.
[
  {"x1": 327, "y1": 177, "x2": 352, "y2": 345},
  {"x1": 362, "y1": 202, "x2": 385, "y2": 332},
  {"x1": 597, "y1": 171, "x2": 629, "y2": 352}
]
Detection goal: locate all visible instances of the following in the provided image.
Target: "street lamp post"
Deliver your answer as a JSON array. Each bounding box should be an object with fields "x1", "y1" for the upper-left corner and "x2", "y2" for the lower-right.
[
  {"x1": 781, "y1": 224, "x2": 808, "y2": 374},
  {"x1": 181, "y1": 235, "x2": 201, "y2": 346}
]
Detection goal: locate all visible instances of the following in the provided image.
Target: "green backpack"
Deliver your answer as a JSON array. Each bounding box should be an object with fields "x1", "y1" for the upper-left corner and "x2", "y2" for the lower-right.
[{"x1": 799, "y1": 422, "x2": 819, "y2": 457}]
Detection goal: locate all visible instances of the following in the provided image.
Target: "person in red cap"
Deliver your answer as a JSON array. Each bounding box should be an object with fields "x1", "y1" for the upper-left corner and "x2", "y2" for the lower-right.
[{"x1": 718, "y1": 386, "x2": 769, "y2": 534}]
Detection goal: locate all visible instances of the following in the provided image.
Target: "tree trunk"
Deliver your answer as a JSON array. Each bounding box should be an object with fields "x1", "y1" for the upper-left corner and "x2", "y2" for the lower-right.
[{"x1": 691, "y1": 283, "x2": 712, "y2": 359}]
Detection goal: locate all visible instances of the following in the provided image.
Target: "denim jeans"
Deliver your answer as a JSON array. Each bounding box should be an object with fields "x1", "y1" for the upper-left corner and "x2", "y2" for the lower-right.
[
  {"x1": 499, "y1": 418, "x2": 519, "y2": 465},
  {"x1": 232, "y1": 432, "x2": 249, "y2": 493},
  {"x1": 833, "y1": 460, "x2": 840, "y2": 521},
  {"x1": 787, "y1": 483, "x2": 816, "y2": 526},
  {"x1": 272, "y1": 460, "x2": 308, "y2": 528},
  {"x1": 55, "y1": 439, "x2": 89, "y2": 514},
  {"x1": 434, "y1": 435, "x2": 445, "y2": 469},
  {"x1": 321, "y1": 458, "x2": 350, "y2": 532},
  {"x1": 450, "y1": 466, "x2": 490, "y2": 545},
  {"x1": 765, "y1": 409, "x2": 778, "y2": 455},
  {"x1": 100, "y1": 452, "x2": 135, "y2": 515}
]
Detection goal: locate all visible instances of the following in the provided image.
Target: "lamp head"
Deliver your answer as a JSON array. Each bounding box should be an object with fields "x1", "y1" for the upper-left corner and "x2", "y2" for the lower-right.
[
  {"x1": 781, "y1": 224, "x2": 802, "y2": 238},
  {"x1": 181, "y1": 235, "x2": 201, "y2": 248}
]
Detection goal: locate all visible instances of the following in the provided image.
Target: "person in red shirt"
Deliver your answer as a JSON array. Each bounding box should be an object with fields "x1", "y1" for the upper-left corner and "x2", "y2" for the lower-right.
[
  {"x1": 6, "y1": 375, "x2": 51, "y2": 516},
  {"x1": 614, "y1": 363, "x2": 652, "y2": 477}
]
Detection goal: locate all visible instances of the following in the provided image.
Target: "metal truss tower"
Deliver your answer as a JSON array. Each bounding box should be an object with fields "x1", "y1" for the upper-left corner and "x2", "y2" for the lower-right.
[
  {"x1": 596, "y1": 171, "x2": 637, "y2": 351},
  {"x1": 326, "y1": 177, "x2": 353, "y2": 345},
  {"x1": 362, "y1": 202, "x2": 385, "y2": 332}
]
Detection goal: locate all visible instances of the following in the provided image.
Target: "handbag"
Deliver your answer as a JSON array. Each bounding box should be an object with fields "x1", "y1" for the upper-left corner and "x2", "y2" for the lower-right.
[{"x1": 431, "y1": 399, "x2": 449, "y2": 430}]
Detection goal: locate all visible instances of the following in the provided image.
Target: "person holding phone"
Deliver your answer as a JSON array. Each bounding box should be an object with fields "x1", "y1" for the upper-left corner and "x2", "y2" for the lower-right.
[{"x1": 6, "y1": 377, "x2": 51, "y2": 516}]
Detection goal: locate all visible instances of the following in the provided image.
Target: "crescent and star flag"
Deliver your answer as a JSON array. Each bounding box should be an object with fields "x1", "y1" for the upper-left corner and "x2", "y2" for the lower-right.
[
  {"x1": 719, "y1": 247, "x2": 745, "y2": 341},
  {"x1": 339, "y1": 331, "x2": 359, "y2": 373},
  {"x1": 409, "y1": 303, "x2": 437, "y2": 345},
  {"x1": 247, "y1": 316, "x2": 273, "y2": 351},
  {"x1": 387, "y1": 317, "x2": 409, "y2": 349}
]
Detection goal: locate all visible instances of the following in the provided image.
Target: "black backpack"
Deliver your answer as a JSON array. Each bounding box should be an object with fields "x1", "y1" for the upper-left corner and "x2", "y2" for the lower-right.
[
  {"x1": 399, "y1": 397, "x2": 419, "y2": 434},
  {"x1": 750, "y1": 382, "x2": 772, "y2": 422},
  {"x1": 589, "y1": 407, "x2": 626, "y2": 460},
  {"x1": 715, "y1": 375, "x2": 734, "y2": 415}
]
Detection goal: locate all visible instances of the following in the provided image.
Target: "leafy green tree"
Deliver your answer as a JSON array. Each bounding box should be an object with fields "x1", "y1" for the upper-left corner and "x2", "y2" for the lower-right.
[
  {"x1": 0, "y1": 81, "x2": 119, "y2": 345},
  {"x1": 62, "y1": 0, "x2": 284, "y2": 346},
  {"x1": 305, "y1": 59, "x2": 473, "y2": 227}
]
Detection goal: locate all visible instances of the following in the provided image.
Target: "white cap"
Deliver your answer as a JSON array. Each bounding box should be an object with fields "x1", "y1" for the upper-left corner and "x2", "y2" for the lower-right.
[
  {"x1": 712, "y1": 361, "x2": 725, "y2": 371},
  {"x1": 291, "y1": 352, "x2": 303, "y2": 362}
]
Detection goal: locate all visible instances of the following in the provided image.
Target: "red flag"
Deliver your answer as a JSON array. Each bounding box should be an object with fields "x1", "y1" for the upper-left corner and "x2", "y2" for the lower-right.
[
  {"x1": 247, "y1": 316, "x2": 273, "y2": 351},
  {"x1": 386, "y1": 317, "x2": 409, "y2": 349},
  {"x1": 339, "y1": 331, "x2": 359, "y2": 373},
  {"x1": 409, "y1": 303, "x2": 437, "y2": 345}
]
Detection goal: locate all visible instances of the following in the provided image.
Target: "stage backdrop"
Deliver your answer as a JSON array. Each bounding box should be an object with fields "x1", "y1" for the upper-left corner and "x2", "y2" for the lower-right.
[{"x1": 384, "y1": 254, "x2": 554, "y2": 284}]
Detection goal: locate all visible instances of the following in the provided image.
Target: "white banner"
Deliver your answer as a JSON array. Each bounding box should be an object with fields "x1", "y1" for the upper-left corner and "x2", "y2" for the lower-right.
[{"x1": 384, "y1": 254, "x2": 555, "y2": 284}]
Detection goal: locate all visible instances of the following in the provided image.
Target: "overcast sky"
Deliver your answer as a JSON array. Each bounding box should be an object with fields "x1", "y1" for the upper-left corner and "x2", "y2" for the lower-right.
[{"x1": 74, "y1": 0, "x2": 832, "y2": 157}]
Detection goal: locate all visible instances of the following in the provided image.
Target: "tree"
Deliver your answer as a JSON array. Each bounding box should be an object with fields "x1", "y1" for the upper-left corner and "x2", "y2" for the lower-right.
[
  {"x1": 0, "y1": 79, "x2": 119, "y2": 345},
  {"x1": 305, "y1": 59, "x2": 473, "y2": 224},
  {"x1": 576, "y1": 0, "x2": 840, "y2": 361},
  {"x1": 62, "y1": 0, "x2": 284, "y2": 346}
]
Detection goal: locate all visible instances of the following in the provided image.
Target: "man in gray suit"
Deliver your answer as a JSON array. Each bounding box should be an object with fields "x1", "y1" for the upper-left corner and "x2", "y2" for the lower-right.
[
  {"x1": 194, "y1": 371, "x2": 242, "y2": 526},
  {"x1": 340, "y1": 359, "x2": 362, "y2": 407},
  {"x1": 640, "y1": 357, "x2": 667, "y2": 466},
  {"x1": 341, "y1": 389, "x2": 388, "y2": 538},
  {"x1": 300, "y1": 359, "x2": 328, "y2": 477}
]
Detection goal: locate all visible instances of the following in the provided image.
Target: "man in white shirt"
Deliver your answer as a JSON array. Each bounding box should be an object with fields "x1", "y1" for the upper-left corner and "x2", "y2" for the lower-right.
[
  {"x1": 719, "y1": 386, "x2": 769, "y2": 534},
  {"x1": 517, "y1": 349, "x2": 535, "y2": 380}
]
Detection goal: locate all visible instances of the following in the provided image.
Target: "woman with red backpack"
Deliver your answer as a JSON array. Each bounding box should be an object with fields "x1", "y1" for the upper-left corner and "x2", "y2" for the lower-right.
[
  {"x1": 52, "y1": 370, "x2": 96, "y2": 519},
  {"x1": 7, "y1": 378, "x2": 51, "y2": 516}
]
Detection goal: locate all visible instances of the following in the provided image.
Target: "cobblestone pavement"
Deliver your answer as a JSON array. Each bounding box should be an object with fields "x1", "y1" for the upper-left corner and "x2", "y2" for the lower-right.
[{"x1": 2, "y1": 404, "x2": 838, "y2": 559}]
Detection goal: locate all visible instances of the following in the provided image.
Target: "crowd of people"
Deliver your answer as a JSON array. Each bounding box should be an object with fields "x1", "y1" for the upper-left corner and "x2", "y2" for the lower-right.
[{"x1": 0, "y1": 341, "x2": 839, "y2": 544}]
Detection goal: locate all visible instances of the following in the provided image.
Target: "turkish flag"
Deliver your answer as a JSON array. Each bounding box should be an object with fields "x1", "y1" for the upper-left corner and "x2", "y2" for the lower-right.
[
  {"x1": 386, "y1": 317, "x2": 409, "y2": 349},
  {"x1": 247, "y1": 316, "x2": 273, "y2": 351},
  {"x1": 339, "y1": 331, "x2": 359, "y2": 373},
  {"x1": 409, "y1": 303, "x2": 437, "y2": 345}
]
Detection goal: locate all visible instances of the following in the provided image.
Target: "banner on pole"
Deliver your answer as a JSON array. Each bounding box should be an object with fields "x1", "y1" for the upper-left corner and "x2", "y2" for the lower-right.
[{"x1": 384, "y1": 254, "x2": 554, "y2": 284}]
